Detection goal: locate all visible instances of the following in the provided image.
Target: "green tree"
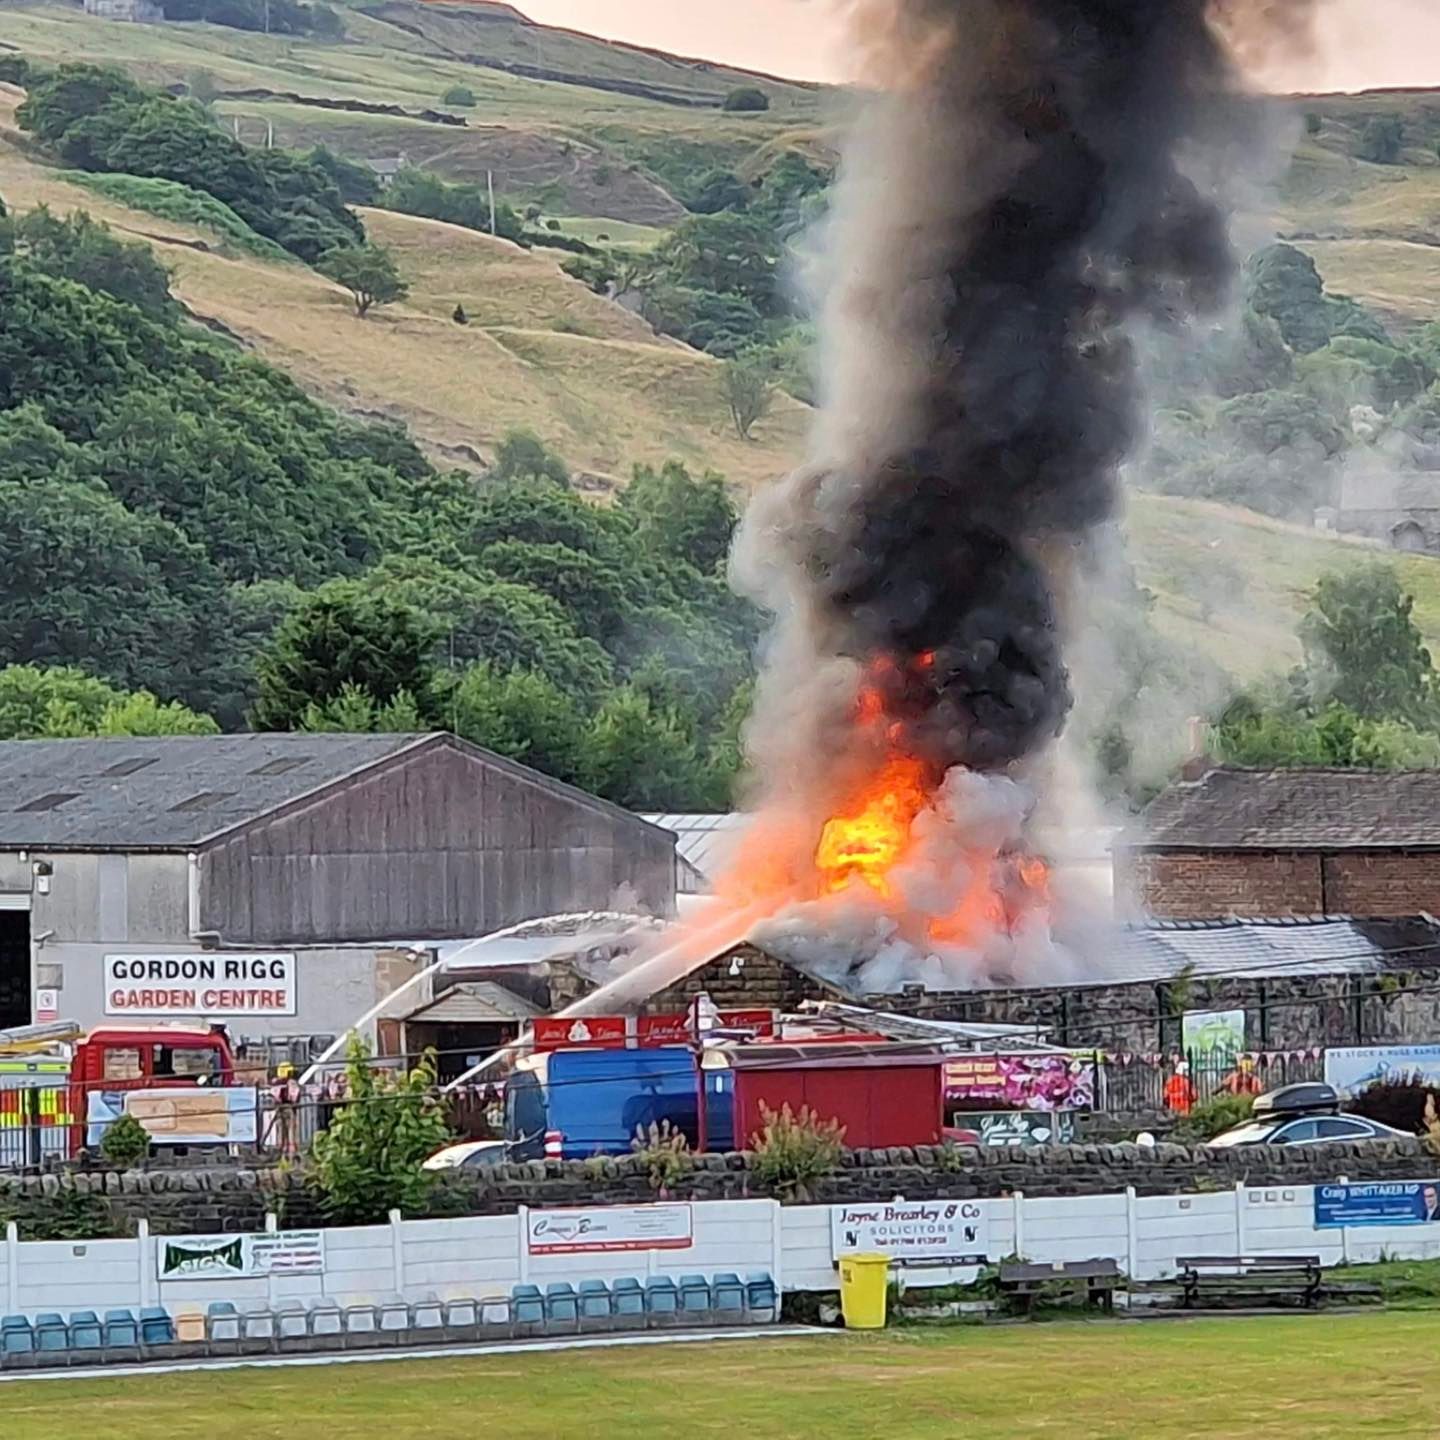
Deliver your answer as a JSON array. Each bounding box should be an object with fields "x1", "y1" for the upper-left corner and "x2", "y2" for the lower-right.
[
  {"x1": 621, "y1": 460, "x2": 736, "y2": 573},
  {"x1": 319, "y1": 243, "x2": 408, "y2": 318},
  {"x1": 308, "y1": 1039, "x2": 451, "y2": 1224},
  {"x1": 723, "y1": 352, "x2": 774, "y2": 439},
  {"x1": 299, "y1": 682, "x2": 424, "y2": 734},
  {"x1": 382, "y1": 167, "x2": 525, "y2": 245},
  {"x1": 651, "y1": 213, "x2": 784, "y2": 316},
  {"x1": 0, "y1": 477, "x2": 227, "y2": 706},
  {"x1": 447, "y1": 663, "x2": 587, "y2": 782},
  {"x1": 0, "y1": 193, "x2": 12, "y2": 258},
  {"x1": 251, "y1": 582, "x2": 440, "y2": 731},
  {"x1": 1359, "y1": 114, "x2": 1404, "y2": 164},
  {"x1": 440, "y1": 84, "x2": 476, "y2": 107},
  {"x1": 1300, "y1": 565, "x2": 1437, "y2": 724},
  {"x1": 582, "y1": 686, "x2": 703, "y2": 809},
  {"x1": 478, "y1": 539, "x2": 636, "y2": 645},
  {"x1": 0, "y1": 665, "x2": 217, "y2": 739},
  {"x1": 355, "y1": 557, "x2": 615, "y2": 699},
  {"x1": 492, "y1": 429, "x2": 569, "y2": 487},
  {"x1": 14, "y1": 63, "x2": 144, "y2": 144},
  {"x1": 14, "y1": 205, "x2": 173, "y2": 317},
  {"x1": 1246, "y1": 243, "x2": 1332, "y2": 355},
  {"x1": 722, "y1": 86, "x2": 771, "y2": 113},
  {"x1": 306, "y1": 144, "x2": 381, "y2": 206},
  {"x1": 688, "y1": 168, "x2": 752, "y2": 215}
]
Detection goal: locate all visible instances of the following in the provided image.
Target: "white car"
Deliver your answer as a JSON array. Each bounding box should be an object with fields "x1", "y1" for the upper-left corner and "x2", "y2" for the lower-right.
[{"x1": 422, "y1": 1140, "x2": 510, "y2": 1171}]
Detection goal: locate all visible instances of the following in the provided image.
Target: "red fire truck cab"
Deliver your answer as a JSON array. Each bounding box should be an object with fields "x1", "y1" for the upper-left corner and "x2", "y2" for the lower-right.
[{"x1": 68, "y1": 1024, "x2": 238, "y2": 1152}]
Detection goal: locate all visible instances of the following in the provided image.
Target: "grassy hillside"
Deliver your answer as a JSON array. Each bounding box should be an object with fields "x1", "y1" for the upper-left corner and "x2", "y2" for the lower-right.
[
  {"x1": 0, "y1": 84, "x2": 807, "y2": 487},
  {"x1": 8, "y1": 7, "x2": 1440, "y2": 695},
  {"x1": 0, "y1": 0, "x2": 826, "y2": 221},
  {"x1": 1126, "y1": 494, "x2": 1440, "y2": 678}
]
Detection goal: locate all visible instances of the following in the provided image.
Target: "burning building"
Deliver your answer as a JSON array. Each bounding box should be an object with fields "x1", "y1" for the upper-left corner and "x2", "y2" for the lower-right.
[{"x1": 696, "y1": 0, "x2": 1320, "y2": 993}]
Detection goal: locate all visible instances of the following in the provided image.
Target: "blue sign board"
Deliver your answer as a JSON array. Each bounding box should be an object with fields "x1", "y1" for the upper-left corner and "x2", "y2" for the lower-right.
[{"x1": 1314, "y1": 1181, "x2": 1440, "y2": 1229}]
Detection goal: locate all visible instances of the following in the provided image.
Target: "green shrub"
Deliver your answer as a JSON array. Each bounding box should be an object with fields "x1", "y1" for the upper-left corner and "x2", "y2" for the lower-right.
[
  {"x1": 99, "y1": 1111, "x2": 152, "y2": 1167},
  {"x1": 631, "y1": 1120, "x2": 692, "y2": 1195},
  {"x1": 61, "y1": 170, "x2": 291, "y2": 260},
  {"x1": 1171, "y1": 1092, "x2": 1254, "y2": 1144},
  {"x1": 749, "y1": 1103, "x2": 845, "y2": 1202},
  {"x1": 723, "y1": 86, "x2": 770, "y2": 114},
  {"x1": 308, "y1": 1038, "x2": 451, "y2": 1224},
  {"x1": 441, "y1": 84, "x2": 476, "y2": 108}
]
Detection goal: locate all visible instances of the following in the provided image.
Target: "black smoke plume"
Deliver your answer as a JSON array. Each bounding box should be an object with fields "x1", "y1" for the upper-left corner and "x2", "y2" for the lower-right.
[{"x1": 736, "y1": 0, "x2": 1316, "y2": 799}]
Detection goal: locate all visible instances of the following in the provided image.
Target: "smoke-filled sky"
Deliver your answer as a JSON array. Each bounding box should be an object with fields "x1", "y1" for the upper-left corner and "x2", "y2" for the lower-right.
[{"x1": 518, "y1": 0, "x2": 1440, "y2": 90}]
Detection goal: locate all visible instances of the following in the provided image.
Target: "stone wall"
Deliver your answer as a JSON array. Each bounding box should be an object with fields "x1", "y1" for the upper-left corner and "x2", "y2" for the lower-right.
[
  {"x1": 878, "y1": 970, "x2": 1440, "y2": 1053},
  {"x1": 2, "y1": 1139, "x2": 1430, "y2": 1236}
]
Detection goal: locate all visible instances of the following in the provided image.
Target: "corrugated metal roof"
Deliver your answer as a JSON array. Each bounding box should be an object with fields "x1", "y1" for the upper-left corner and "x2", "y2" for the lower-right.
[
  {"x1": 0, "y1": 733, "x2": 429, "y2": 849},
  {"x1": 642, "y1": 813, "x2": 745, "y2": 890},
  {"x1": 403, "y1": 982, "x2": 540, "y2": 1025}
]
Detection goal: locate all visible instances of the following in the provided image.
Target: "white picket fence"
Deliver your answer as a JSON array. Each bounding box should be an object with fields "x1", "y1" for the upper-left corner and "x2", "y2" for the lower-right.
[{"x1": 4, "y1": 1180, "x2": 1439, "y2": 1319}]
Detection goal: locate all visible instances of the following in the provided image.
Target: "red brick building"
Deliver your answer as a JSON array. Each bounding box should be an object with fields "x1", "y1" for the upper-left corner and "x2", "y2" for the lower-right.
[{"x1": 1117, "y1": 767, "x2": 1440, "y2": 920}]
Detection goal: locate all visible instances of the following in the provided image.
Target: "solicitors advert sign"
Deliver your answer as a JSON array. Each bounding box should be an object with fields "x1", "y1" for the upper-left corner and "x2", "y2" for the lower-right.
[{"x1": 831, "y1": 1200, "x2": 988, "y2": 1265}]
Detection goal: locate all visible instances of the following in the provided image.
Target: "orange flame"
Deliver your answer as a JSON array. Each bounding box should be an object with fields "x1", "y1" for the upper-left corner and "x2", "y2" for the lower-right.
[{"x1": 814, "y1": 754, "x2": 931, "y2": 898}]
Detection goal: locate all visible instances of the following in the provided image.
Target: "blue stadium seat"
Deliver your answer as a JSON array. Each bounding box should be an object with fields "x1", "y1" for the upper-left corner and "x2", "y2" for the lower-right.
[
  {"x1": 644, "y1": 1275, "x2": 679, "y2": 1325},
  {"x1": 33, "y1": 1313, "x2": 68, "y2": 1353},
  {"x1": 139, "y1": 1306, "x2": 175, "y2": 1345},
  {"x1": 746, "y1": 1272, "x2": 778, "y2": 1322},
  {"x1": 1, "y1": 1315, "x2": 34, "y2": 1356},
  {"x1": 611, "y1": 1278, "x2": 645, "y2": 1322},
  {"x1": 712, "y1": 1272, "x2": 746, "y2": 1316},
  {"x1": 68, "y1": 1312, "x2": 102, "y2": 1351},
  {"x1": 577, "y1": 1279, "x2": 611, "y2": 1329},
  {"x1": 510, "y1": 1284, "x2": 544, "y2": 1328},
  {"x1": 543, "y1": 1282, "x2": 579, "y2": 1328},
  {"x1": 102, "y1": 1310, "x2": 138, "y2": 1348},
  {"x1": 678, "y1": 1274, "x2": 711, "y2": 1315}
]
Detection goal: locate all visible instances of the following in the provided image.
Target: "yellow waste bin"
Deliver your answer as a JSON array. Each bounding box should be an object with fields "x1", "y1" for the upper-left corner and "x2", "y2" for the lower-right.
[{"x1": 838, "y1": 1252, "x2": 890, "y2": 1330}]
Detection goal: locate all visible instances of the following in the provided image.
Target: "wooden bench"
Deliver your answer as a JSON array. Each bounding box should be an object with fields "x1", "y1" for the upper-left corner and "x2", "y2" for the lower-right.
[
  {"x1": 1176, "y1": 1255, "x2": 1323, "y2": 1311},
  {"x1": 999, "y1": 1259, "x2": 1123, "y2": 1316}
]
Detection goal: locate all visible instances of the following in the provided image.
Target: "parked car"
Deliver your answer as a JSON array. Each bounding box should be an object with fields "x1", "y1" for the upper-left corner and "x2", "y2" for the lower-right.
[
  {"x1": 1207, "y1": 1082, "x2": 1412, "y2": 1147},
  {"x1": 423, "y1": 1140, "x2": 510, "y2": 1171}
]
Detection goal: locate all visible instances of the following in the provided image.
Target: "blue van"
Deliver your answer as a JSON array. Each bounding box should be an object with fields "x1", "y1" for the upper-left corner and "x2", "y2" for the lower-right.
[{"x1": 505, "y1": 1047, "x2": 735, "y2": 1159}]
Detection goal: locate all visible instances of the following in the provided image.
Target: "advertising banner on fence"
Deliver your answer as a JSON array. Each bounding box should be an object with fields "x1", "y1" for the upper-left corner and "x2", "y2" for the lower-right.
[
  {"x1": 1323, "y1": 1044, "x2": 1440, "y2": 1098},
  {"x1": 526, "y1": 1204, "x2": 694, "y2": 1255},
  {"x1": 158, "y1": 1230, "x2": 325, "y2": 1280},
  {"x1": 1314, "y1": 1181, "x2": 1440, "y2": 1228},
  {"x1": 1181, "y1": 1009, "x2": 1247, "y2": 1064},
  {"x1": 943, "y1": 1054, "x2": 1094, "y2": 1112},
  {"x1": 946, "y1": 1110, "x2": 1077, "y2": 1147},
  {"x1": 86, "y1": 1086, "x2": 258, "y2": 1148},
  {"x1": 831, "y1": 1200, "x2": 988, "y2": 1265},
  {"x1": 104, "y1": 953, "x2": 297, "y2": 1017}
]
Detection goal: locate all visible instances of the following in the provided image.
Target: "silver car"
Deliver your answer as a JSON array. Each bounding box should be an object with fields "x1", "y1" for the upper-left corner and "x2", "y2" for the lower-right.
[{"x1": 1208, "y1": 1113, "x2": 1412, "y2": 1147}]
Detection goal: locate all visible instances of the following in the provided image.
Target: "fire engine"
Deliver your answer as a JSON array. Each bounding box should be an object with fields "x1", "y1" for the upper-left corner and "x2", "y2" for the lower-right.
[{"x1": 0, "y1": 1021, "x2": 238, "y2": 1164}]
